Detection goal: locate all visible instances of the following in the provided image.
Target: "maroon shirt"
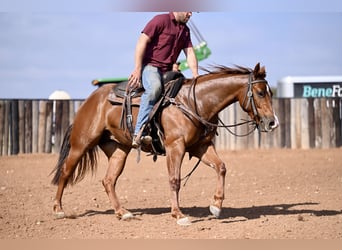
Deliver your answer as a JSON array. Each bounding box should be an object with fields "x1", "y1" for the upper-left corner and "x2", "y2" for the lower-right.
[{"x1": 142, "y1": 12, "x2": 193, "y2": 73}]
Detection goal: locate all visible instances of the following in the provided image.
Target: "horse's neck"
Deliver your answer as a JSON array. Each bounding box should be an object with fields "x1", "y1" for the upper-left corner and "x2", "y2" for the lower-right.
[{"x1": 186, "y1": 75, "x2": 246, "y2": 120}]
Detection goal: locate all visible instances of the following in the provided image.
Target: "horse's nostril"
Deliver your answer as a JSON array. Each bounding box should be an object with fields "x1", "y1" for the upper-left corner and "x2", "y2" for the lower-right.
[{"x1": 268, "y1": 118, "x2": 279, "y2": 130}]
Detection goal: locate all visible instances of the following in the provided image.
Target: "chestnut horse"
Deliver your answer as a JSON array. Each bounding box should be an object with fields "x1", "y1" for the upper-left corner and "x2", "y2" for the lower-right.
[{"x1": 51, "y1": 63, "x2": 278, "y2": 225}]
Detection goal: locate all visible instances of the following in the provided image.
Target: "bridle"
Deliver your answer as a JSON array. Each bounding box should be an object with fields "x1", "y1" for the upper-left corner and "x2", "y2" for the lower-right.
[
  {"x1": 180, "y1": 73, "x2": 270, "y2": 185},
  {"x1": 242, "y1": 73, "x2": 270, "y2": 119},
  {"x1": 168, "y1": 72, "x2": 270, "y2": 137}
]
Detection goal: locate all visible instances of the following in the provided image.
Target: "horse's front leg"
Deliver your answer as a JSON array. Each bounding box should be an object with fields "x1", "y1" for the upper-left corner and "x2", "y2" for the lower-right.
[
  {"x1": 165, "y1": 141, "x2": 189, "y2": 225},
  {"x1": 100, "y1": 142, "x2": 133, "y2": 220},
  {"x1": 191, "y1": 143, "x2": 226, "y2": 218}
]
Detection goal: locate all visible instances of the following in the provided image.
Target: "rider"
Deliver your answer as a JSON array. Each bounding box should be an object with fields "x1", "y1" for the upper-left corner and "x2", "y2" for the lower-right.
[{"x1": 128, "y1": 12, "x2": 199, "y2": 148}]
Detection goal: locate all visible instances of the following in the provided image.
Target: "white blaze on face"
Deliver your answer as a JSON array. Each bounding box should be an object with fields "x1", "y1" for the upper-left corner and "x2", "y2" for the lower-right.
[
  {"x1": 272, "y1": 113, "x2": 280, "y2": 129},
  {"x1": 266, "y1": 84, "x2": 271, "y2": 97},
  {"x1": 266, "y1": 84, "x2": 279, "y2": 130}
]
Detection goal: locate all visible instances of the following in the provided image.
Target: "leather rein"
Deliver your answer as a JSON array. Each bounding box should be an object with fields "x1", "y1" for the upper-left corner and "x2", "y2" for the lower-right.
[{"x1": 168, "y1": 73, "x2": 269, "y2": 137}]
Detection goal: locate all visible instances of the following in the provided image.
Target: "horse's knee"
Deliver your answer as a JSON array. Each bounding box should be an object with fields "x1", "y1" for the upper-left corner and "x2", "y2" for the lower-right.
[
  {"x1": 102, "y1": 176, "x2": 115, "y2": 190},
  {"x1": 218, "y1": 162, "x2": 226, "y2": 176},
  {"x1": 169, "y1": 177, "x2": 180, "y2": 191}
]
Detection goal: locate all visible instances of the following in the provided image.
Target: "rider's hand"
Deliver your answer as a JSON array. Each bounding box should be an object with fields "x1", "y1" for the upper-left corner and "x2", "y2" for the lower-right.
[{"x1": 127, "y1": 70, "x2": 142, "y2": 91}]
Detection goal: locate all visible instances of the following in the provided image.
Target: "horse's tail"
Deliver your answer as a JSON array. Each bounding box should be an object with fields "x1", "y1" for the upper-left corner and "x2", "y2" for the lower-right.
[{"x1": 51, "y1": 124, "x2": 98, "y2": 186}]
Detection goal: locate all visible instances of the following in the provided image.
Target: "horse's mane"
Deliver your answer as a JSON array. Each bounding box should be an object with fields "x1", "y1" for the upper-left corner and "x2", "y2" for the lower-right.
[{"x1": 200, "y1": 65, "x2": 252, "y2": 76}]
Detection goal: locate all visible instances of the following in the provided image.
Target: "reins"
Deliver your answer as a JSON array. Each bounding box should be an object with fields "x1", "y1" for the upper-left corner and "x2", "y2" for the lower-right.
[
  {"x1": 168, "y1": 74, "x2": 261, "y2": 138},
  {"x1": 177, "y1": 72, "x2": 267, "y2": 186}
]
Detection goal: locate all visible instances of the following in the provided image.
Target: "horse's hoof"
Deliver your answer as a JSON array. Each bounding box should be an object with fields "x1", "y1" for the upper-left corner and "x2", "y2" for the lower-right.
[
  {"x1": 55, "y1": 211, "x2": 66, "y2": 219},
  {"x1": 209, "y1": 205, "x2": 221, "y2": 218},
  {"x1": 121, "y1": 212, "x2": 134, "y2": 221},
  {"x1": 177, "y1": 217, "x2": 191, "y2": 226}
]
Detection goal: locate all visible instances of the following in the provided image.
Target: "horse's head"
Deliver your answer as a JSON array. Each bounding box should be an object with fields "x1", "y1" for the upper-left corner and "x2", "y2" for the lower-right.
[{"x1": 240, "y1": 63, "x2": 279, "y2": 132}]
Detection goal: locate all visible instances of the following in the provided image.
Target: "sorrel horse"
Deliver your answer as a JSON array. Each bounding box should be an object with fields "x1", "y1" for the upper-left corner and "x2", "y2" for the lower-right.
[{"x1": 51, "y1": 63, "x2": 278, "y2": 225}]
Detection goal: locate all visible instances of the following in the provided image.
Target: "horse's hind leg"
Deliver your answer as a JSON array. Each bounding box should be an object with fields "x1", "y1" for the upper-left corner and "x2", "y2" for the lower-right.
[
  {"x1": 99, "y1": 141, "x2": 132, "y2": 220},
  {"x1": 190, "y1": 143, "x2": 226, "y2": 218},
  {"x1": 53, "y1": 148, "x2": 84, "y2": 218}
]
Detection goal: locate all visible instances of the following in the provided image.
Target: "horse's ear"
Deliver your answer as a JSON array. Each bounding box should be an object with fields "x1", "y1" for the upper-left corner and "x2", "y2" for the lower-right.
[
  {"x1": 260, "y1": 65, "x2": 266, "y2": 77},
  {"x1": 253, "y1": 63, "x2": 266, "y2": 78},
  {"x1": 253, "y1": 62, "x2": 261, "y2": 76}
]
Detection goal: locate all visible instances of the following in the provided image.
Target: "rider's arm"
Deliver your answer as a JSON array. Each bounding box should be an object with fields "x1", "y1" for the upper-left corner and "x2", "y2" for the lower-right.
[
  {"x1": 129, "y1": 33, "x2": 151, "y2": 88},
  {"x1": 184, "y1": 46, "x2": 199, "y2": 78}
]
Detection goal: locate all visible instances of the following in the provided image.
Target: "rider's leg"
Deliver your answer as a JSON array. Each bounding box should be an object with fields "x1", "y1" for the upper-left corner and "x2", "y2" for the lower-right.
[{"x1": 133, "y1": 65, "x2": 162, "y2": 147}]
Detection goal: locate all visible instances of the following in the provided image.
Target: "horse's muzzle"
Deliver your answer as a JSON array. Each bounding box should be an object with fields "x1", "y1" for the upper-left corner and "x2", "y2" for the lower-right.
[{"x1": 258, "y1": 115, "x2": 279, "y2": 132}]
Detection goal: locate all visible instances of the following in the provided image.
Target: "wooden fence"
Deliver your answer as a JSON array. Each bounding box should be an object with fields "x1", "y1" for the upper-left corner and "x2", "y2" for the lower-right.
[
  {"x1": 0, "y1": 99, "x2": 83, "y2": 156},
  {"x1": 216, "y1": 98, "x2": 342, "y2": 150},
  {"x1": 0, "y1": 98, "x2": 341, "y2": 156}
]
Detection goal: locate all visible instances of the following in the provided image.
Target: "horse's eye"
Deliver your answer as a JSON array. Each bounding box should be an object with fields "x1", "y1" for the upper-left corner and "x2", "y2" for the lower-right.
[{"x1": 257, "y1": 90, "x2": 265, "y2": 98}]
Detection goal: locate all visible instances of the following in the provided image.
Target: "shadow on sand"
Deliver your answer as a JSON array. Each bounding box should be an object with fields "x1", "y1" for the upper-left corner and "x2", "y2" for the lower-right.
[{"x1": 76, "y1": 202, "x2": 342, "y2": 223}]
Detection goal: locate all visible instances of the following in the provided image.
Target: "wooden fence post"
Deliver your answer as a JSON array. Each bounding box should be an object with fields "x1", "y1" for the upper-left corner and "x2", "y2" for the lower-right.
[
  {"x1": 38, "y1": 100, "x2": 47, "y2": 153},
  {"x1": 45, "y1": 101, "x2": 53, "y2": 153},
  {"x1": 332, "y1": 98, "x2": 342, "y2": 147},
  {"x1": 313, "y1": 99, "x2": 322, "y2": 148},
  {"x1": 0, "y1": 100, "x2": 4, "y2": 155},
  {"x1": 32, "y1": 100, "x2": 39, "y2": 153},
  {"x1": 300, "y1": 99, "x2": 310, "y2": 149},
  {"x1": 10, "y1": 100, "x2": 19, "y2": 155},
  {"x1": 24, "y1": 100, "x2": 33, "y2": 153},
  {"x1": 3, "y1": 101, "x2": 10, "y2": 155},
  {"x1": 307, "y1": 99, "x2": 315, "y2": 148},
  {"x1": 18, "y1": 100, "x2": 25, "y2": 154}
]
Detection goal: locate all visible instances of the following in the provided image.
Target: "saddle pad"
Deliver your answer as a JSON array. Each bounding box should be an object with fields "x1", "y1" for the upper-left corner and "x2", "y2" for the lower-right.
[
  {"x1": 108, "y1": 91, "x2": 141, "y2": 106},
  {"x1": 113, "y1": 81, "x2": 144, "y2": 98}
]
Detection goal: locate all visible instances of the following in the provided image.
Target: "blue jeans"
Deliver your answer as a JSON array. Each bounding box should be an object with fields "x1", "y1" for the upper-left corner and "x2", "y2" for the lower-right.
[{"x1": 134, "y1": 65, "x2": 162, "y2": 136}]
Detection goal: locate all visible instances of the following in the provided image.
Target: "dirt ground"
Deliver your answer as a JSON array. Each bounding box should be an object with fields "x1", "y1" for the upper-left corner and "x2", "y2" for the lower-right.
[{"x1": 0, "y1": 148, "x2": 341, "y2": 239}]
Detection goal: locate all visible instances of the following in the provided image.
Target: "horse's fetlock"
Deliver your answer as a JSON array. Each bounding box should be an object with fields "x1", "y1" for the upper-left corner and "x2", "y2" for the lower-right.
[
  {"x1": 214, "y1": 194, "x2": 224, "y2": 202},
  {"x1": 219, "y1": 163, "x2": 226, "y2": 176},
  {"x1": 169, "y1": 177, "x2": 180, "y2": 191},
  {"x1": 102, "y1": 177, "x2": 114, "y2": 188}
]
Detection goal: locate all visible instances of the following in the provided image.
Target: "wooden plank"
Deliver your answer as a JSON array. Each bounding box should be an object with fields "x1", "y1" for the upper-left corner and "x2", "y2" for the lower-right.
[
  {"x1": 300, "y1": 99, "x2": 310, "y2": 149},
  {"x1": 74, "y1": 100, "x2": 83, "y2": 113},
  {"x1": 61, "y1": 100, "x2": 70, "y2": 140},
  {"x1": 332, "y1": 98, "x2": 342, "y2": 147},
  {"x1": 238, "y1": 103, "x2": 249, "y2": 149},
  {"x1": 2, "y1": 101, "x2": 9, "y2": 155},
  {"x1": 247, "y1": 116, "x2": 256, "y2": 149},
  {"x1": 0, "y1": 100, "x2": 4, "y2": 155},
  {"x1": 24, "y1": 100, "x2": 33, "y2": 153},
  {"x1": 254, "y1": 127, "x2": 261, "y2": 149},
  {"x1": 228, "y1": 104, "x2": 236, "y2": 150},
  {"x1": 272, "y1": 99, "x2": 281, "y2": 148},
  {"x1": 277, "y1": 99, "x2": 286, "y2": 148},
  {"x1": 69, "y1": 101, "x2": 75, "y2": 124},
  {"x1": 18, "y1": 100, "x2": 25, "y2": 154},
  {"x1": 313, "y1": 99, "x2": 322, "y2": 148},
  {"x1": 10, "y1": 100, "x2": 19, "y2": 155},
  {"x1": 307, "y1": 99, "x2": 315, "y2": 148},
  {"x1": 290, "y1": 99, "x2": 297, "y2": 149},
  {"x1": 216, "y1": 109, "x2": 226, "y2": 150},
  {"x1": 54, "y1": 100, "x2": 62, "y2": 153},
  {"x1": 32, "y1": 100, "x2": 39, "y2": 153},
  {"x1": 326, "y1": 99, "x2": 335, "y2": 148},
  {"x1": 38, "y1": 100, "x2": 47, "y2": 153},
  {"x1": 45, "y1": 101, "x2": 53, "y2": 153},
  {"x1": 321, "y1": 99, "x2": 331, "y2": 149},
  {"x1": 284, "y1": 99, "x2": 291, "y2": 148}
]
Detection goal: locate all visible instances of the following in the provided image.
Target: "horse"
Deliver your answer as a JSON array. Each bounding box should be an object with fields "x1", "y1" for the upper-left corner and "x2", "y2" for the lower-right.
[{"x1": 51, "y1": 63, "x2": 278, "y2": 225}]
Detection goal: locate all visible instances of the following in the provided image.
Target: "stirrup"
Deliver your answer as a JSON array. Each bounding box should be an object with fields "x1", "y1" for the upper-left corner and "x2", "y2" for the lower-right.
[
  {"x1": 132, "y1": 135, "x2": 152, "y2": 148},
  {"x1": 141, "y1": 135, "x2": 152, "y2": 145},
  {"x1": 132, "y1": 136, "x2": 140, "y2": 148}
]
